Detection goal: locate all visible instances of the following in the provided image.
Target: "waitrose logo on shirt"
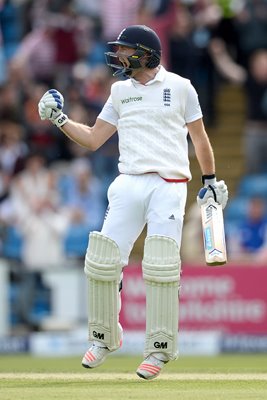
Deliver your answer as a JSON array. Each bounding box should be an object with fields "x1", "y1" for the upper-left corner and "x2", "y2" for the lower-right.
[{"x1": 121, "y1": 96, "x2": 143, "y2": 104}]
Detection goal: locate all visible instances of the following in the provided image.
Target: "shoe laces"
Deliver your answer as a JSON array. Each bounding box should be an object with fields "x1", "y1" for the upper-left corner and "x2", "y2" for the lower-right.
[
  {"x1": 145, "y1": 354, "x2": 165, "y2": 367},
  {"x1": 90, "y1": 343, "x2": 109, "y2": 357}
]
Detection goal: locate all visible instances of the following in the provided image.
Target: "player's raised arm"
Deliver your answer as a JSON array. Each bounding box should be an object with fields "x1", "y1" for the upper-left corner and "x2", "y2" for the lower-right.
[{"x1": 38, "y1": 89, "x2": 117, "y2": 151}]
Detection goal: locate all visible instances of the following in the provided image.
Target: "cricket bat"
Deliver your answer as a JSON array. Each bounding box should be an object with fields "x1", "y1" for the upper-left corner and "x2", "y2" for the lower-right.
[{"x1": 201, "y1": 197, "x2": 227, "y2": 266}]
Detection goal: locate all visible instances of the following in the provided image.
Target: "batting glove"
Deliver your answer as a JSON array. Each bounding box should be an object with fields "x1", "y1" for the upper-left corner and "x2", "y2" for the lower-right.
[
  {"x1": 197, "y1": 175, "x2": 228, "y2": 209},
  {"x1": 38, "y1": 89, "x2": 69, "y2": 128}
]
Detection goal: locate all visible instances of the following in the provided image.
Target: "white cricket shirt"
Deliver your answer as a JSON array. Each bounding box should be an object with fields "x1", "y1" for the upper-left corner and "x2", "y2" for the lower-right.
[{"x1": 98, "y1": 66, "x2": 203, "y2": 181}]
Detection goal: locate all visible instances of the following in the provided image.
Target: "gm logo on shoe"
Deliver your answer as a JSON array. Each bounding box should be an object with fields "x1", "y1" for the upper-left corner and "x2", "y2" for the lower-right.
[
  {"x1": 154, "y1": 341, "x2": 168, "y2": 349},
  {"x1": 93, "y1": 331, "x2": 104, "y2": 340}
]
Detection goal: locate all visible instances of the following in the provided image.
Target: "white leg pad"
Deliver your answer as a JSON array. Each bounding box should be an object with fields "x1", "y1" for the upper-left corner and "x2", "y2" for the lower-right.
[
  {"x1": 142, "y1": 235, "x2": 181, "y2": 360},
  {"x1": 84, "y1": 232, "x2": 123, "y2": 351}
]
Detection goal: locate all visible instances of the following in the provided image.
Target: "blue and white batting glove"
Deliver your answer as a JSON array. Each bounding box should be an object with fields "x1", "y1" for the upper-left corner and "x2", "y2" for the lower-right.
[
  {"x1": 38, "y1": 89, "x2": 69, "y2": 128},
  {"x1": 197, "y1": 174, "x2": 228, "y2": 209}
]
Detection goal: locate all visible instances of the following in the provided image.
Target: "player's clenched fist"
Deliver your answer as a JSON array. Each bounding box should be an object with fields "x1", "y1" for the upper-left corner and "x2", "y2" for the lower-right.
[
  {"x1": 38, "y1": 89, "x2": 68, "y2": 128},
  {"x1": 197, "y1": 175, "x2": 228, "y2": 209}
]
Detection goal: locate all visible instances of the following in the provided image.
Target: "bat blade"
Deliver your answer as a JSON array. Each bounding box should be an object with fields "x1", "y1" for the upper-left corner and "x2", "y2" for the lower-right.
[{"x1": 201, "y1": 198, "x2": 227, "y2": 266}]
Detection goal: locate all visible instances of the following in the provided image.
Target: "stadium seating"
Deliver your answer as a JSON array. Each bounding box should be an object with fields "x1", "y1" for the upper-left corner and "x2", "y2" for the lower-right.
[
  {"x1": 1, "y1": 225, "x2": 23, "y2": 260},
  {"x1": 224, "y1": 196, "x2": 250, "y2": 224},
  {"x1": 237, "y1": 174, "x2": 267, "y2": 198},
  {"x1": 64, "y1": 224, "x2": 89, "y2": 258}
]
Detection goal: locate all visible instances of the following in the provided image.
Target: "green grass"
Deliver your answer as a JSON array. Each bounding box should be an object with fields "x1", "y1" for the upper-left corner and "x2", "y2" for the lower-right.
[
  {"x1": 1, "y1": 354, "x2": 267, "y2": 373},
  {"x1": 1, "y1": 354, "x2": 267, "y2": 400}
]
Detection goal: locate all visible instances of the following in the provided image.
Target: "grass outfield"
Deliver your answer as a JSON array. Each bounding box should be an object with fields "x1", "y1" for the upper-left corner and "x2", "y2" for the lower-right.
[{"x1": 0, "y1": 354, "x2": 267, "y2": 400}]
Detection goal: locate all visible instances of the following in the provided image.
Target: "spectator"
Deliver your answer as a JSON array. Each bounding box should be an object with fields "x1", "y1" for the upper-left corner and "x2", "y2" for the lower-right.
[
  {"x1": 243, "y1": 50, "x2": 267, "y2": 174},
  {"x1": 62, "y1": 157, "x2": 106, "y2": 258},
  {"x1": 228, "y1": 197, "x2": 267, "y2": 263},
  {"x1": 0, "y1": 81, "x2": 22, "y2": 122},
  {"x1": 9, "y1": 152, "x2": 69, "y2": 269},
  {"x1": 1, "y1": 151, "x2": 70, "y2": 329},
  {"x1": 100, "y1": 0, "x2": 143, "y2": 41},
  {"x1": 138, "y1": 0, "x2": 176, "y2": 68},
  {"x1": 208, "y1": 0, "x2": 267, "y2": 173},
  {"x1": 0, "y1": 0, "x2": 24, "y2": 60},
  {"x1": 47, "y1": 1, "x2": 90, "y2": 90},
  {"x1": 169, "y1": 1, "x2": 219, "y2": 126},
  {"x1": 0, "y1": 120, "x2": 29, "y2": 176},
  {"x1": 9, "y1": 20, "x2": 57, "y2": 85}
]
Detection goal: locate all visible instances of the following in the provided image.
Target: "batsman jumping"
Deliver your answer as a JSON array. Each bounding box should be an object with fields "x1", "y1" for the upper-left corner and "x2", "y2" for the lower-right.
[{"x1": 38, "y1": 25, "x2": 228, "y2": 380}]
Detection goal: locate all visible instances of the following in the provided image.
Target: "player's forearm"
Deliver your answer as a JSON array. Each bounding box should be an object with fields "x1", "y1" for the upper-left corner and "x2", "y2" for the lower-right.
[
  {"x1": 59, "y1": 119, "x2": 97, "y2": 151},
  {"x1": 191, "y1": 127, "x2": 215, "y2": 175},
  {"x1": 195, "y1": 141, "x2": 215, "y2": 176},
  {"x1": 38, "y1": 89, "x2": 117, "y2": 152},
  {"x1": 188, "y1": 120, "x2": 215, "y2": 175}
]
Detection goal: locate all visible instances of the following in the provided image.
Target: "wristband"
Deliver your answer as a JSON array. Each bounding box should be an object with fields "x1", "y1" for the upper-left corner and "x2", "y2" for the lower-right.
[
  {"x1": 202, "y1": 174, "x2": 216, "y2": 185},
  {"x1": 52, "y1": 113, "x2": 69, "y2": 128}
]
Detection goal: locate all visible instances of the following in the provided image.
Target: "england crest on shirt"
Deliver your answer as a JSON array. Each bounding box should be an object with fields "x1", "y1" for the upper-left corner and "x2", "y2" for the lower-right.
[{"x1": 163, "y1": 88, "x2": 171, "y2": 106}]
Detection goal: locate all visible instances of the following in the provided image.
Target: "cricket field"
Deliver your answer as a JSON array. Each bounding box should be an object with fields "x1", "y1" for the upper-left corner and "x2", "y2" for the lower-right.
[{"x1": 0, "y1": 354, "x2": 267, "y2": 400}]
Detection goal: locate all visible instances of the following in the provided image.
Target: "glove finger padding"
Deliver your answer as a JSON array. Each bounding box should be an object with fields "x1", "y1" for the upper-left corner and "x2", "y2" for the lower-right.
[
  {"x1": 38, "y1": 89, "x2": 65, "y2": 122},
  {"x1": 42, "y1": 93, "x2": 64, "y2": 109},
  {"x1": 38, "y1": 101, "x2": 47, "y2": 120},
  {"x1": 197, "y1": 180, "x2": 228, "y2": 209},
  {"x1": 42, "y1": 97, "x2": 62, "y2": 109}
]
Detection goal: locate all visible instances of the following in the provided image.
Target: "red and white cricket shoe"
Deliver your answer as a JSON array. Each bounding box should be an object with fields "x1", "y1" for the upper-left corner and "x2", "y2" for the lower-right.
[
  {"x1": 136, "y1": 354, "x2": 169, "y2": 380},
  {"x1": 82, "y1": 324, "x2": 123, "y2": 369},
  {"x1": 82, "y1": 343, "x2": 110, "y2": 369}
]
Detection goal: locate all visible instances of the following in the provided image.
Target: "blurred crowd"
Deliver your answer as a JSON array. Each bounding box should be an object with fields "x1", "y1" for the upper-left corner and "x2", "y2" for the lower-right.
[{"x1": 0, "y1": 0, "x2": 267, "y2": 274}]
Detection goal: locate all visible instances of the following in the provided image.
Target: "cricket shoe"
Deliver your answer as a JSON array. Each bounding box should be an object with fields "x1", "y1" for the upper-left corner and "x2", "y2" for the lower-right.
[
  {"x1": 136, "y1": 354, "x2": 169, "y2": 380},
  {"x1": 82, "y1": 324, "x2": 123, "y2": 369},
  {"x1": 82, "y1": 343, "x2": 110, "y2": 369}
]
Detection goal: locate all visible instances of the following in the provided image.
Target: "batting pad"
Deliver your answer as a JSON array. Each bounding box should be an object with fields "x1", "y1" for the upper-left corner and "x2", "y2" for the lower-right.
[
  {"x1": 142, "y1": 235, "x2": 181, "y2": 360},
  {"x1": 84, "y1": 232, "x2": 123, "y2": 351}
]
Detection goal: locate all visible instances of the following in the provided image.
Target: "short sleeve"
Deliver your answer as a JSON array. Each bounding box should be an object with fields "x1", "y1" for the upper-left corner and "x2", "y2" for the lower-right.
[
  {"x1": 97, "y1": 95, "x2": 119, "y2": 127},
  {"x1": 184, "y1": 84, "x2": 203, "y2": 123}
]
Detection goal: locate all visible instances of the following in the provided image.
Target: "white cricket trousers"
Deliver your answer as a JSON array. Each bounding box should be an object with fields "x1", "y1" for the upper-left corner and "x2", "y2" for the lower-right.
[{"x1": 101, "y1": 173, "x2": 187, "y2": 265}]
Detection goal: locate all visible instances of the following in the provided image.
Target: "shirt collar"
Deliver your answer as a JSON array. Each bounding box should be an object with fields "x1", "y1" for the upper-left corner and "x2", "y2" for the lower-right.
[{"x1": 131, "y1": 65, "x2": 166, "y2": 86}]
